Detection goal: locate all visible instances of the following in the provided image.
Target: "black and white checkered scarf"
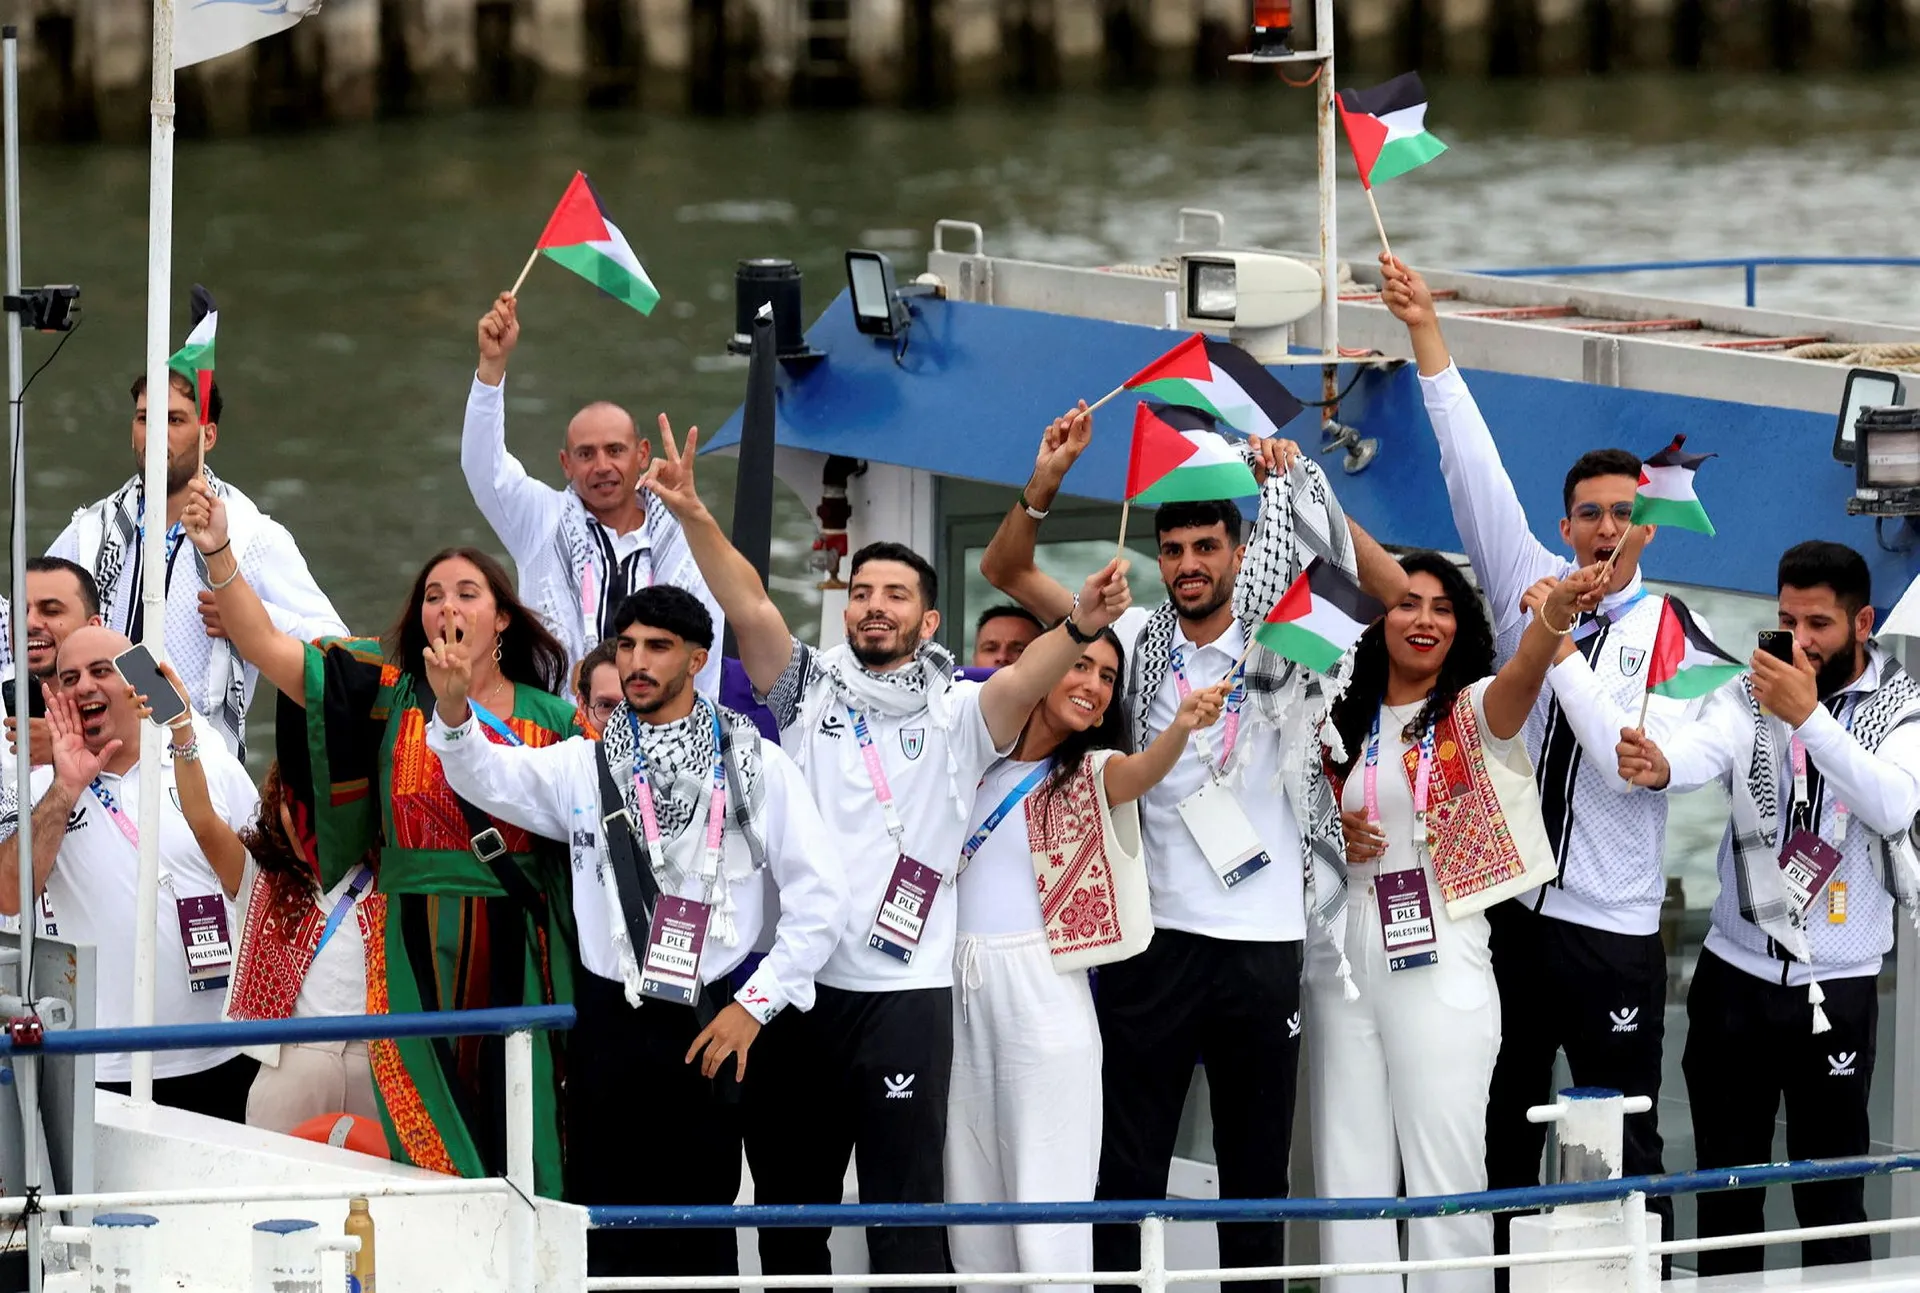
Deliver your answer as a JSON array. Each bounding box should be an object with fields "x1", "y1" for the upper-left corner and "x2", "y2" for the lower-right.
[
  {"x1": 1126, "y1": 451, "x2": 1360, "y2": 995},
  {"x1": 1730, "y1": 647, "x2": 1920, "y2": 1032}
]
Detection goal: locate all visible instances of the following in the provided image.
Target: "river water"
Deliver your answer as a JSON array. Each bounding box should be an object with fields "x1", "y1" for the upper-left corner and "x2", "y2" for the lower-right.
[{"x1": 11, "y1": 69, "x2": 1920, "y2": 921}]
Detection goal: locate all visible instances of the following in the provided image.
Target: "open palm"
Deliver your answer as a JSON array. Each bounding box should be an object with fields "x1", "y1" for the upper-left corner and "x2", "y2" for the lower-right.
[{"x1": 47, "y1": 691, "x2": 117, "y2": 796}]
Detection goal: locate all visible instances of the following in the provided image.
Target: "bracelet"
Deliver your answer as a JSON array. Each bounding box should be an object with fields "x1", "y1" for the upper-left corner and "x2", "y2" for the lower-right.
[
  {"x1": 208, "y1": 553, "x2": 242, "y2": 591},
  {"x1": 1544, "y1": 609, "x2": 1575, "y2": 637},
  {"x1": 203, "y1": 540, "x2": 231, "y2": 558},
  {"x1": 171, "y1": 736, "x2": 201, "y2": 763},
  {"x1": 1019, "y1": 491, "x2": 1050, "y2": 521}
]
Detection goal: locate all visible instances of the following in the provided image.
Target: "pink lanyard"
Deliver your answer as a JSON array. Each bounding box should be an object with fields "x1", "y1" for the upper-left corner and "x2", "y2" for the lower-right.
[
  {"x1": 1362, "y1": 710, "x2": 1435, "y2": 831},
  {"x1": 1789, "y1": 696, "x2": 1855, "y2": 842},
  {"x1": 626, "y1": 700, "x2": 729, "y2": 882},
  {"x1": 848, "y1": 706, "x2": 909, "y2": 850},
  {"x1": 90, "y1": 777, "x2": 140, "y2": 848},
  {"x1": 1170, "y1": 648, "x2": 1245, "y2": 773}
]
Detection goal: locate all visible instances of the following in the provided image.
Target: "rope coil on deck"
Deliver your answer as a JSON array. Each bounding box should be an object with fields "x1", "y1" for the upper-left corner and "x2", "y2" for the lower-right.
[{"x1": 1783, "y1": 341, "x2": 1920, "y2": 372}]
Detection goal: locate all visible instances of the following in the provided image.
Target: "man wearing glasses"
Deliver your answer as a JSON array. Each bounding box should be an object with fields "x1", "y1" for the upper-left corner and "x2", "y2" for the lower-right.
[
  {"x1": 1380, "y1": 255, "x2": 1712, "y2": 1273},
  {"x1": 575, "y1": 639, "x2": 622, "y2": 737}
]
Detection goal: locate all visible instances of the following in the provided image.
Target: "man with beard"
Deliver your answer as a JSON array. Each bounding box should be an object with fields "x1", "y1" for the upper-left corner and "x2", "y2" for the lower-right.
[
  {"x1": 426, "y1": 585, "x2": 848, "y2": 1281},
  {"x1": 461, "y1": 293, "x2": 724, "y2": 692},
  {"x1": 0, "y1": 626, "x2": 261, "y2": 1119},
  {"x1": 3, "y1": 557, "x2": 104, "y2": 753},
  {"x1": 48, "y1": 371, "x2": 345, "y2": 757},
  {"x1": 639, "y1": 419, "x2": 1131, "y2": 1293},
  {"x1": 1380, "y1": 256, "x2": 1714, "y2": 1268},
  {"x1": 980, "y1": 407, "x2": 1406, "y2": 1293},
  {"x1": 1617, "y1": 541, "x2": 1920, "y2": 1276}
]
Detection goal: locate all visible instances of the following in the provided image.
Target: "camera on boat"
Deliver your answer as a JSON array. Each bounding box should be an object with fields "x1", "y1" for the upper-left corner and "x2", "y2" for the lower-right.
[
  {"x1": 1834, "y1": 367, "x2": 1920, "y2": 518},
  {"x1": 1177, "y1": 250, "x2": 1320, "y2": 362},
  {"x1": 846, "y1": 249, "x2": 937, "y2": 340}
]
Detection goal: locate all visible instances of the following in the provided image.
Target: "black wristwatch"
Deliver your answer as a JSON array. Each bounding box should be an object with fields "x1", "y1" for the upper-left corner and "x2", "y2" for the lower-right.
[{"x1": 1062, "y1": 597, "x2": 1098, "y2": 644}]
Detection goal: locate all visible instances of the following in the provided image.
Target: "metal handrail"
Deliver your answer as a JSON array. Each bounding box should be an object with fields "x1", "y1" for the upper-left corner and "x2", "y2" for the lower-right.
[
  {"x1": 1471, "y1": 255, "x2": 1920, "y2": 308},
  {"x1": 588, "y1": 1149, "x2": 1920, "y2": 1228},
  {"x1": 0, "y1": 1004, "x2": 576, "y2": 1056}
]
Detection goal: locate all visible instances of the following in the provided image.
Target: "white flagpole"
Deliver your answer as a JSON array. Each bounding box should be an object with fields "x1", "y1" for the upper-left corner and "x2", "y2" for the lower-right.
[{"x1": 131, "y1": 0, "x2": 178, "y2": 1103}]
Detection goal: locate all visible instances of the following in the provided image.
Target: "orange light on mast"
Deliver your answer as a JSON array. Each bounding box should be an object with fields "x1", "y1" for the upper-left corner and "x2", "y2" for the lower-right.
[{"x1": 1251, "y1": 0, "x2": 1292, "y2": 56}]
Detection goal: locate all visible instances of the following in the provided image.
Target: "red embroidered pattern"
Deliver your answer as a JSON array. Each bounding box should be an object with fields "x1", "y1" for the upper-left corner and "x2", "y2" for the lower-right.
[
  {"x1": 1407, "y1": 694, "x2": 1528, "y2": 904},
  {"x1": 388, "y1": 708, "x2": 554, "y2": 853},
  {"x1": 361, "y1": 892, "x2": 458, "y2": 1176},
  {"x1": 1026, "y1": 762, "x2": 1125, "y2": 956},
  {"x1": 226, "y1": 875, "x2": 326, "y2": 1022}
]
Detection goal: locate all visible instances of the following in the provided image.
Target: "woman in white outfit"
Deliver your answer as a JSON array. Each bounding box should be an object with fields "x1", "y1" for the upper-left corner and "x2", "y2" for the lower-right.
[
  {"x1": 948, "y1": 626, "x2": 1225, "y2": 1293},
  {"x1": 1309, "y1": 551, "x2": 1599, "y2": 1293}
]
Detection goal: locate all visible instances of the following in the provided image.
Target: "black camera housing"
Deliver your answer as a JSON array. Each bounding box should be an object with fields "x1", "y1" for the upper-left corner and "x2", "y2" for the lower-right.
[{"x1": 4, "y1": 284, "x2": 80, "y2": 332}]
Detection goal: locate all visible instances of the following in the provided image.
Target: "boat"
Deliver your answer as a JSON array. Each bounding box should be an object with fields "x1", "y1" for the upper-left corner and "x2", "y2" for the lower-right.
[{"x1": 8, "y1": 1, "x2": 1920, "y2": 1288}]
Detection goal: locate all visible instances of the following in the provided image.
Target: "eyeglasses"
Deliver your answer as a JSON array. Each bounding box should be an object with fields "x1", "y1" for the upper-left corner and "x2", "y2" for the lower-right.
[
  {"x1": 1570, "y1": 502, "x2": 1635, "y2": 525},
  {"x1": 587, "y1": 700, "x2": 620, "y2": 720}
]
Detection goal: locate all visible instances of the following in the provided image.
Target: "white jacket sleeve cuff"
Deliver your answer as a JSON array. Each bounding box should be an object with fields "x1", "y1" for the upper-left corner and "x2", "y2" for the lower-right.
[{"x1": 734, "y1": 971, "x2": 786, "y2": 1023}]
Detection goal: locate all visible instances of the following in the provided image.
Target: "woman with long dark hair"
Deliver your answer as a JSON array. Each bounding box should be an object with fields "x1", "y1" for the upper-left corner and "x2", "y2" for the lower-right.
[
  {"x1": 1310, "y1": 550, "x2": 1599, "y2": 1293},
  {"x1": 181, "y1": 477, "x2": 577, "y2": 1196},
  {"x1": 947, "y1": 627, "x2": 1225, "y2": 1293}
]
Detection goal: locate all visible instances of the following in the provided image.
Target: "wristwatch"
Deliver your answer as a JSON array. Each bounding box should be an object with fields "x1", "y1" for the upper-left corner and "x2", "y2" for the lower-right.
[
  {"x1": 1019, "y1": 490, "x2": 1050, "y2": 521},
  {"x1": 1062, "y1": 595, "x2": 1098, "y2": 644}
]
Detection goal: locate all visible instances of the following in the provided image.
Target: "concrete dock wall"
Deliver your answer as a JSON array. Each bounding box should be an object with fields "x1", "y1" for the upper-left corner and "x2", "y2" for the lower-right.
[{"x1": 2, "y1": 0, "x2": 1915, "y2": 137}]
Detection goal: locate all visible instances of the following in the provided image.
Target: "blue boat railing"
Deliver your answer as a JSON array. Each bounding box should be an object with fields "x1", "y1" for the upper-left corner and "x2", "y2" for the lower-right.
[
  {"x1": 0, "y1": 1004, "x2": 577, "y2": 1057},
  {"x1": 1472, "y1": 256, "x2": 1920, "y2": 309}
]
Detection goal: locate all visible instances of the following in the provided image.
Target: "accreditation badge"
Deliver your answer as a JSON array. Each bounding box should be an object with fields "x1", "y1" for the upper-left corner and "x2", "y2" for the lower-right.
[{"x1": 640, "y1": 896, "x2": 711, "y2": 1006}]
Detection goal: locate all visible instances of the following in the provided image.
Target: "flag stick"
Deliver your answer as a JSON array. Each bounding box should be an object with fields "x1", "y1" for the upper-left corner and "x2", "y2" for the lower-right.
[
  {"x1": 1636, "y1": 683, "x2": 1652, "y2": 733},
  {"x1": 508, "y1": 246, "x2": 541, "y2": 298},
  {"x1": 1115, "y1": 498, "x2": 1131, "y2": 561},
  {"x1": 1363, "y1": 186, "x2": 1395, "y2": 262},
  {"x1": 1599, "y1": 523, "x2": 1643, "y2": 585},
  {"x1": 196, "y1": 422, "x2": 205, "y2": 476},
  {"x1": 1087, "y1": 382, "x2": 1129, "y2": 414}
]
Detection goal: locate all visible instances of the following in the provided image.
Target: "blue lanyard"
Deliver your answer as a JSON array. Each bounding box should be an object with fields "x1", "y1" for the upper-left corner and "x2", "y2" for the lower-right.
[
  {"x1": 1363, "y1": 710, "x2": 1437, "y2": 824},
  {"x1": 1571, "y1": 589, "x2": 1648, "y2": 643},
  {"x1": 468, "y1": 700, "x2": 525, "y2": 747},
  {"x1": 314, "y1": 864, "x2": 373, "y2": 958},
  {"x1": 959, "y1": 761, "x2": 1052, "y2": 867}
]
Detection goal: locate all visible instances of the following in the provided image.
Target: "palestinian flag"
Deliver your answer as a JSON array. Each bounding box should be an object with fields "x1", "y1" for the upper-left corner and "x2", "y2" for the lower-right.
[
  {"x1": 1253, "y1": 558, "x2": 1385, "y2": 675},
  {"x1": 167, "y1": 284, "x2": 217, "y2": 425},
  {"x1": 532, "y1": 172, "x2": 660, "y2": 315},
  {"x1": 1126, "y1": 403, "x2": 1260, "y2": 505},
  {"x1": 1336, "y1": 73, "x2": 1448, "y2": 189},
  {"x1": 1646, "y1": 595, "x2": 1743, "y2": 700},
  {"x1": 1631, "y1": 435, "x2": 1716, "y2": 535},
  {"x1": 1124, "y1": 334, "x2": 1305, "y2": 439}
]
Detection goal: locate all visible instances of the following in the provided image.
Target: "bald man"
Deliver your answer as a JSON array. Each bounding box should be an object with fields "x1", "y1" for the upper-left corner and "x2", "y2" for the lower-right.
[
  {"x1": 0, "y1": 625, "x2": 260, "y2": 1119},
  {"x1": 462, "y1": 292, "x2": 724, "y2": 693}
]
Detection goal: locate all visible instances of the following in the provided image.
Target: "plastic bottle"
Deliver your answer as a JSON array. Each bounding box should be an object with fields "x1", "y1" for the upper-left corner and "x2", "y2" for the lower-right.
[{"x1": 345, "y1": 1197, "x2": 376, "y2": 1293}]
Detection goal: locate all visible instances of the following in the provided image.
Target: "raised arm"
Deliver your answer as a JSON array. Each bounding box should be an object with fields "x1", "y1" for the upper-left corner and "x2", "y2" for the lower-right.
[
  {"x1": 181, "y1": 476, "x2": 309, "y2": 705},
  {"x1": 1380, "y1": 255, "x2": 1562, "y2": 632},
  {"x1": 1483, "y1": 567, "x2": 1604, "y2": 741},
  {"x1": 463, "y1": 293, "x2": 565, "y2": 561},
  {"x1": 979, "y1": 559, "x2": 1132, "y2": 750},
  {"x1": 151, "y1": 663, "x2": 247, "y2": 897},
  {"x1": 978, "y1": 405, "x2": 1091, "y2": 624},
  {"x1": 0, "y1": 694, "x2": 106, "y2": 916},
  {"x1": 1103, "y1": 680, "x2": 1227, "y2": 805},
  {"x1": 642, "y1": 419, "x2": 794, "y2": 696}
]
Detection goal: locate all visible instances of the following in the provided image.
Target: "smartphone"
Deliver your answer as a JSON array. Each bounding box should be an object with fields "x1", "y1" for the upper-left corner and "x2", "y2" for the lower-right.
[
  {"x1": 1758, "y1": 630, "x2": 1795, "y2": 664},
  {"x1": 112, "y1": 644, "x2": 189, "y2": 727}
]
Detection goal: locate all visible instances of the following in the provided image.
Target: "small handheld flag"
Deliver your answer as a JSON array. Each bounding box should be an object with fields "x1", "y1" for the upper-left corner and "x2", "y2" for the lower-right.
[
  {"x1": 1120, "y1": 334, "x2": 1306, "y2": 438},
  {"x1": 167, "y1": 283, "x2": 217, "y2": 427},
  {"x1": 1125, "y1": 404, "x2": 1261, "y2": 507},
  {"x1": 1251, "y1": 558, "x2": 1385, "y2": 675},
  {"x1": 1645, "y1": 595, "x2": 1744, "y2": 702},
  {"x1": 511, "y1": 172, "x2": 660, "y2": 315},
  {"x1": 1631, "y1": 436, "x2": 1717, "y2": 536},
  {"x1": 1336, "y1": 73, "x2": 1448, "y2": 189}
]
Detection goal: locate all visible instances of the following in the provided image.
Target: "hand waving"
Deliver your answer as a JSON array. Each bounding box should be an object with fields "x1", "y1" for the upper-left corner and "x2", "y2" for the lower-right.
[
  {"x1": 642, "y1": 415, "x2": 705, "y2": 521},
  {"x1": 1245, "y1": 435, "x2": 1302, "y2": 486},
  {"x1": 47, "y1": 690, "x2": 117, "y2": 798},
  {"x1": 477, "y1": 292, "x2": 519, "y2": 384},
  {"x1": 1072, "y1": 558, "x2": 1132, "y2": 634},
  {"x1": 1379, "y1": 254, "x2": 1437, "y2": 331},
  {"x1": 1032, "y1": 404, "x2": 1093, "y2": 491}
]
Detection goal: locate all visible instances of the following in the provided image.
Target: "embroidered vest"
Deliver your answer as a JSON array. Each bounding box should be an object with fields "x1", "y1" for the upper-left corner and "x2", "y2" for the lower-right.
[{"x1": 1024, "y1": 750, "x2": 1153, "y2": 971}]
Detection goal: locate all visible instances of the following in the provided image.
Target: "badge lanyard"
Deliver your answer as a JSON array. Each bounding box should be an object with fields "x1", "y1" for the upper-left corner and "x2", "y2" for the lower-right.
[
  {"x1": 1789, "y1": 694, "x2": 1857, "y2": 846},
  {"x1": 957, "y1": 761, "x2": 1052, "y2": 875},
  {"x1": 1570, "y1": 588, "x2": 1648, "y2": 643},
  {"x1": 848, "y1": 705, "x2": 912, "y2": 858},
  {"x1": 626, "y1": 699, "x2": 729, "y2": 892},
  {"x1": 90, "y1": 777, "x2": 142, "y2": 848},
  {"x1": 467, "y1": 700, "x2": 527, "y2": 749},
  {"x1": 96, "y1": 773, "x2": 235, "y2": 990},
  {"x1": 1171, "y1": 647, "x2": 1246, "y2": 777},
  {"x1": 1363, "y1": 709, "x2": 1436, "y2": 857},
  {"x1": 314, "y1": 863, "x2": 374, "y2": 959}
]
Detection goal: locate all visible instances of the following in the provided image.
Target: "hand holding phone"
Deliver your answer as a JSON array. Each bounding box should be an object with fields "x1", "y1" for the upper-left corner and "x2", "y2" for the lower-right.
[
  {"x1": 1757, "y1": 630, "x2": 1795, "y2": 665},
  {"x1": 113, "y1": 644, "x2": 190, "y2": 728}
]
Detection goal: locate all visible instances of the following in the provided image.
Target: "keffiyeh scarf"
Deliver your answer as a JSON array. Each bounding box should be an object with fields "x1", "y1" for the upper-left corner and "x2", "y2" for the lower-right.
[
  {"x1": 1127, "y1": 451, "x2": 1362, "y2": 996},
  {"x1": 1730, "y1": 649, "x2": 1920, "y2": 1032},
  {"x1": 549, "y1": 488, "x2": 698, "y2": 659}
]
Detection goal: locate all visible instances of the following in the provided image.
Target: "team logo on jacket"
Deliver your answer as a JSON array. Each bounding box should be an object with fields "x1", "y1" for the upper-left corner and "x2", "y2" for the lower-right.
[
  {"x1": 1828, "y1": 1052, "x2": 1858, "y2": 1077},
  {"x1": 1286, "y1": 1011, "x2": 1302, "y2": 1039},
  {"x1": 885, "y1": 1072, "x2": 916, "y2": 1099},
  {"x1": 900, "y1": 728, "x2": 926, "y2": 760},
  {"x1": 1609, "y1": 1007, "x2": 1640, "y2": 1033},
  {"x1": 819, "y1": 712, "x2": 847, "y2": 740},
  {"x1": 1618, "y1": 646, "x2": 1646, "y2": 678}
]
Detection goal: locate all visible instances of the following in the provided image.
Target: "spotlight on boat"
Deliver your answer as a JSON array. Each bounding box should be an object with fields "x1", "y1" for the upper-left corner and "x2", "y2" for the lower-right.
[
  {"x1": 1176, "y1": 250, "x2": 1320, "y2": 362},
  {"x1": 730, "y1": 259, "x2": 823, "y2": 362},
  {"x1": 1248, "y1": 0, "x2": 1292, "y2": 57},
  {"x1": 1832, "y1": 367, "x2": 1902, "y2": 466},
  {"x1": 1849, "y1": 403, "x2": 1920, "y2": 519},
  {"x1": 846, "y1": 249, "x2": 938, "y2": 341}
]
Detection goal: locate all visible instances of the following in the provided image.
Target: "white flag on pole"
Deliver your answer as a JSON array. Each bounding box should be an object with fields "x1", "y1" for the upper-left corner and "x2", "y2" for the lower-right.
[{"x1": 174, "y1": 0, "x2": 323, "y2": 68}]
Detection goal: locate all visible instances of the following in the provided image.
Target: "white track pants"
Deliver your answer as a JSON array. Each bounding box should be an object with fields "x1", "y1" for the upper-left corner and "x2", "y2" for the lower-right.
[
  {"x1": 946, "y1": 930, "x2": 1101, "y2": 1293},
  {"x1": 1305, "y1": 866, "x2": 1502, "y2": 1293}
]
